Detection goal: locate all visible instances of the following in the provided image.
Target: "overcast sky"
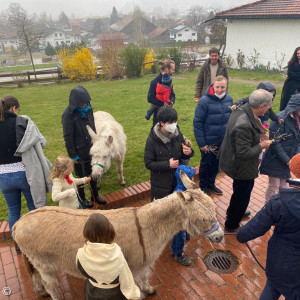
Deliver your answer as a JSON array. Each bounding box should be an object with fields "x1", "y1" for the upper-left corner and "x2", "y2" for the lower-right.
[{"x1": 2, "y1": 0, "x2": 251, "y2": 18}]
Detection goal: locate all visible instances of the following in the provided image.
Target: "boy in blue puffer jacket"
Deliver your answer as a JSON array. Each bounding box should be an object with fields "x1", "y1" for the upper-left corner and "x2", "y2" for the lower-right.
[
  {"x1": 171, "y1": 165, "x2": 196, "y2": 266},
  {"x1": 193, "y1": 75, "x2": 232, "y2": 196}
]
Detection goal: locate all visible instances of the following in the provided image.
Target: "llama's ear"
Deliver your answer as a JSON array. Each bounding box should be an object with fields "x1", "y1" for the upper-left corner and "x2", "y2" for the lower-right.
[
  {"x1": 176, "y1": 191, "x2": 193, "y2": 203},
  {"x1": 180, "y1": 170, "x2": 197, "y2": 190},
  {"x1": 86, "y1": 125, "x2": 98, "y2": 144},
  {"x1": 105, "y1": 136, "x2": 113, "y2": 146}
]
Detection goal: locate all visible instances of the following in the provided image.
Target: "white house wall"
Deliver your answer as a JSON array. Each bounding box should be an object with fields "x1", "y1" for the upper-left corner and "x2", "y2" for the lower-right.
[{"x1": 225, "y1": 19, "x2": 300, "y2": 69}]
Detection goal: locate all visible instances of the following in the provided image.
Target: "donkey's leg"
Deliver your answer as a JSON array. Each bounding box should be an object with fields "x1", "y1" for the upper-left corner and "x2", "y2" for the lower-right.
[
  {"x1": 37, "y1": 268, "x2": 60, "y2": 300},
  {"x1": 32, "y1": 270, "x2": 49, "y2": 297},
  {"x1": 139, "y1": 267, "x2": 156, "y2": 295},
  {"x1": 116, "y1": 157, "x2": 125, "y2": 186}
]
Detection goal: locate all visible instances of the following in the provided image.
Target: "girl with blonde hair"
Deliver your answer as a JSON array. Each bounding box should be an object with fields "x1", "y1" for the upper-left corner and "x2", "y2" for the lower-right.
[{"x1": 50, "y1": 155, "x2": 91, "y2": 209}]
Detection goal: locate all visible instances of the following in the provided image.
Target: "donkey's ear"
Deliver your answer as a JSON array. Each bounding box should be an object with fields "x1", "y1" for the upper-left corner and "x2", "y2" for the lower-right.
[
  {"x1": 176, "y1": 191, "x2": 193, "y2": 203},
  {"x1": 180, "y1": 170, "x2": 197, "y2": 190},
  {"x1": 105, "y1": 135, "x2": 113, "y2": 146},
  {"x1": 86, "y1": 125, "x2": 98, "y2": 144}
]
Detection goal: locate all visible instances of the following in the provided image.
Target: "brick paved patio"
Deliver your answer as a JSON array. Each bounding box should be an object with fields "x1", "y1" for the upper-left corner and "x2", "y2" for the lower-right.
[{"x1": 0, "y1": 173, "x2": 285, "y2": 300}]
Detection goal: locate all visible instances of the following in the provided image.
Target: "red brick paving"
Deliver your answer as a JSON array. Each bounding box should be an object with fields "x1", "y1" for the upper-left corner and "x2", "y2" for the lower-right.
[{"x1": 0, "y1": 173, "x2": 286, "y2": 299}]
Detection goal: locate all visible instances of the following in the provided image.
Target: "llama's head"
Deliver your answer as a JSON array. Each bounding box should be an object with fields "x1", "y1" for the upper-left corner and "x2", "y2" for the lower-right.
[
  {"x1": 87, "y1": 125, "x2": 113, "y2": 180},
  {"x1": 177, "y1": 171, "x2": 224, "y2": 243}
]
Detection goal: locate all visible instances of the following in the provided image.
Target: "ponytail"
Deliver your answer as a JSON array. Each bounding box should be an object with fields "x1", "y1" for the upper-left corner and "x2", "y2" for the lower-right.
[{"x1": 0, "y1": 96, "x2": 20, "y2": 122}]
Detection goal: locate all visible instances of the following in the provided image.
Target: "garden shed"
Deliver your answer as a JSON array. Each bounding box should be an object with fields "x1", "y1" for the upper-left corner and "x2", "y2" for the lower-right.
[{"x1": 215, "y1": 0, "x2": 300, "y2": 70}]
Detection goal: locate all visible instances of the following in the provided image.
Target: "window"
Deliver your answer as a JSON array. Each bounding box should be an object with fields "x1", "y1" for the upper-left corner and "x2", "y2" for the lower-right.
[
  {"x1": 178, "y1": 34, "x2": 182, "y2": 37},
  {"x1": 60, "y1": 33, "x2": 62, "y2": 37},
  {"x1": 185, "y1": 29, "x2": 189, "y2": 32},
  {"x1": 55, "y1": 33, "x2": 57, "y2": 37},
  {"x1": 192, "y1": 33, "x2": 196, "y2": 36}
]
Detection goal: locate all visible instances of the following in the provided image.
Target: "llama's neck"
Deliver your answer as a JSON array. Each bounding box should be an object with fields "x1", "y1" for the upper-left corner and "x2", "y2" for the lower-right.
[{"x1": 138, "y1": 195, "x2": 186, "y2": 255}]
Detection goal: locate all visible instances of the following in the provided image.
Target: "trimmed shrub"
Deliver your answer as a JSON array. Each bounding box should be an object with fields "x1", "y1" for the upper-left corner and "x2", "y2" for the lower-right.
[{"x1": 120, "y1": 44, "x2": 147, "y2": 78}]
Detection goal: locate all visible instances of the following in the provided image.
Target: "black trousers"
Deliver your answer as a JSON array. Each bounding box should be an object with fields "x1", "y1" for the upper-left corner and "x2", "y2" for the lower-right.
[
  {"x1": 74, "y1": 159, "x2": 99, "y2": 200},
  {"x1": 199, "y1": 150, "x2": 219, "y2": 189},
  {"x1": 225, "y1": 179, "x2": 254, "y2": 230}
]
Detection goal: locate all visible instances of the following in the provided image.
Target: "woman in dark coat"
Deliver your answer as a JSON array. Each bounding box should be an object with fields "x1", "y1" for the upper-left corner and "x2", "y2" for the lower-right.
[
  {"x1": 144, "y1": 106, "x2": 193, "y2": 200},
  {"x1": 147, "y1": 59, "x2": 176, "y2": 125},
  {"x1": 62, "y1": 86, "x2": 106, "y2": 207},
  {"x1": 280, "y1": 47, "x2": 300, "y2": 111},
  {"x1": 260, "y1": 93, "x2": 300, "y2": 202},
  {"x1": 237, "y1": 153, "x2": 300, "y2": 300}
]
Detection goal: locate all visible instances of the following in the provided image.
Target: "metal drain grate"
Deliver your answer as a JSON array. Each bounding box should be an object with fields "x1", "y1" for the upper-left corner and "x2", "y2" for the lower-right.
[{"x1": 203, "y1": 250, "x2": 239, "y2": 274}]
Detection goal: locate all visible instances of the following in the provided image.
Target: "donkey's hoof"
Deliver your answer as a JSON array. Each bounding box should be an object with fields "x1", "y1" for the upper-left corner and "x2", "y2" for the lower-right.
[{"x1": 144, "y1": 287, "x2": 157, "y2": 296}]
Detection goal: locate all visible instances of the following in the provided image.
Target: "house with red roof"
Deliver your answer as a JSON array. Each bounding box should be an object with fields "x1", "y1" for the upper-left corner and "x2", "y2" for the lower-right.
[{"x1": 215, "y1": 0, "x2": 300, "y2": 69}]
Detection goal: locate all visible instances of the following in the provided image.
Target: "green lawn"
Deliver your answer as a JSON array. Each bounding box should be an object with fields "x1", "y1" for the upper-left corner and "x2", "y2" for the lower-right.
[{"x1": 0, "y1": 70, "x2": 283, "y2": 220}]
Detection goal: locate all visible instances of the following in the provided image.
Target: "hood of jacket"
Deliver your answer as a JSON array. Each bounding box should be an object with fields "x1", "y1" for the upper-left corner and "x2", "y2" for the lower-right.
[
  {"x1": 256, "y1": 81, "x2": 276, "y2": 98},
  {"x1": 174, "y1": 165, "x2": 196, "y2": 192},
  {"x1": 15, "y1": 115, "x2": 46, "y2": 154},
  {"x1": 69, "y1": 86, "x2": 91, "y2": 112},
  {"x1": 205, "y1": 84, "x2": 227, "y2": 100},
  {"x1": 152, "y1": 123, "x2": 179, "y2": 144},
  {"x1": 77, "y1": 242, "x2": 124, "y2": 284},
  {"x1": 280, "y1": 179, "x2": 300, "y2": 221},
  {"x1": 284, "y1": 93, "x2": 300, "y2": 117}
]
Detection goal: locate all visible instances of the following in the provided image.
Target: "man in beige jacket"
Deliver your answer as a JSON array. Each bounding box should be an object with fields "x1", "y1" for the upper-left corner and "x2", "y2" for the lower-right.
[{"x1": 194, "y1": 47, "x2": 228, "y2": 102}]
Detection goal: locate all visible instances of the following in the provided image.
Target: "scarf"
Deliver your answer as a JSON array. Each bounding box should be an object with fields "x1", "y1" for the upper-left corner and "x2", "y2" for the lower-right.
[{"x1": 65, "y1": 175, "x2": 73, "y2": 185}]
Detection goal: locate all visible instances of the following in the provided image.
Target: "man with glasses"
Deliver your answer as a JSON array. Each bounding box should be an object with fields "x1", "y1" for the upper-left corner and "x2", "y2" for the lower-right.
[{"x1": 218, "y1": 89, "x2": 273, "y2": 231}]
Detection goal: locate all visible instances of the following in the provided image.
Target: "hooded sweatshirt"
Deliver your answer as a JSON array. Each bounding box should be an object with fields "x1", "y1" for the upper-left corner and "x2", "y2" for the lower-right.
[{"x1": 76, "y1": 242, "x2": 140, "y2": 299}]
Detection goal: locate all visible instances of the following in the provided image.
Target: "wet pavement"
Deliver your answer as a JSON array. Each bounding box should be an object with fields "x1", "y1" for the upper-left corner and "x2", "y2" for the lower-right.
[{"x1": 0, "y1": 173, "x2": 285, "y2": 300}]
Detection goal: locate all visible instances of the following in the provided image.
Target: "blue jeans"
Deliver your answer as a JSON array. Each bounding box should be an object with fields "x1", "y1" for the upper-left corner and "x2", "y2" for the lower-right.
[
  {"x1": 0, "y1": 171, "x2": 35, "y2": 233},
  {"x1": 171, "y1": 231, "x2": 186, "y2": 257}
]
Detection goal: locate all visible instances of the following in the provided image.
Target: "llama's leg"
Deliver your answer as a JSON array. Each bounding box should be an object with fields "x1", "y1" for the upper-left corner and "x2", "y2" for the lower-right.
[
  {"x1": 116, "y1": 158, "x2": 125, "y2": 186},
  {"x1": 140, "y1": 268, "x2": 156, "y2": 295}
]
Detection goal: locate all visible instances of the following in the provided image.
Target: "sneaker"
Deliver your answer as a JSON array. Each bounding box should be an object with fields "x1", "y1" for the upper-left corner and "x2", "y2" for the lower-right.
[
  {"x1": 200, "y1": 187, "x2": 211, "y2": 197},
  {"x1": 243, "y1": 209, "x2": 251, "y2": 217},
  {"x1": 82, "y1": 199, "x2": 94, "y2": 208},
  {"x1": 186, "y1": 232, "x2": 191, "y2": 241},
  {"x1": 14, "y1": 241, "x2": 21, "y2": 254},
  {"x1": 224, "y1": 226, "x2": 240, "y2": 232},
  {"x1": 94, "y1": 195, "x2": 107, "y2": 205},
  {"x1": 208, "y1": 185, "x2": 223, "y2": 195},
  {"x1": 175, "y1": 252, "x2": 191, "y2": 266}
]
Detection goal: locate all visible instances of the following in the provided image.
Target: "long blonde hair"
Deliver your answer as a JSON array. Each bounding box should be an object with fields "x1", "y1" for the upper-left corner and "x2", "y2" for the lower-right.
[{"x1": 50, "y1": 156, "x2": 74, "y2": 181}]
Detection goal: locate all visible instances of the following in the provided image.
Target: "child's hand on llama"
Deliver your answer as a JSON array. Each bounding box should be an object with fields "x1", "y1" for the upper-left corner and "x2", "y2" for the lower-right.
[{"x1": 85, "y1": 177, "x2": 91, "y2": 183}]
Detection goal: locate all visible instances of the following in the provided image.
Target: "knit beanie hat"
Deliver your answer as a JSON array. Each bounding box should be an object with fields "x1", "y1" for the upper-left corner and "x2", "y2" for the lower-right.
[
  {"x1": 290, "y1": 153, "x2": 300, "y2": 178},
  {"x1": 161, "y1": 73, "x2": 172, "y2": 86}
]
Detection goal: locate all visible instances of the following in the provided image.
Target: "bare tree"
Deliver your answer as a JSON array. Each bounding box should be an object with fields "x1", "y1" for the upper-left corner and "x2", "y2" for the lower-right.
[
  {"x1": 187, "y1": 5, "x2": 207, "y2": 31},
  {"x1": 6, "y1": 3, "x2": 41, "y2": 75}
]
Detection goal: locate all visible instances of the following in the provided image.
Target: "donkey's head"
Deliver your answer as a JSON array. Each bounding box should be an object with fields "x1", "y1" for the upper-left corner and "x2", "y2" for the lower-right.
[
  {"x1": 87, "y1": 125, "x2": 113, "y2": 181},
  {"x1": 177, "y1": 171, "x2": 224, "y2": 243}
]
